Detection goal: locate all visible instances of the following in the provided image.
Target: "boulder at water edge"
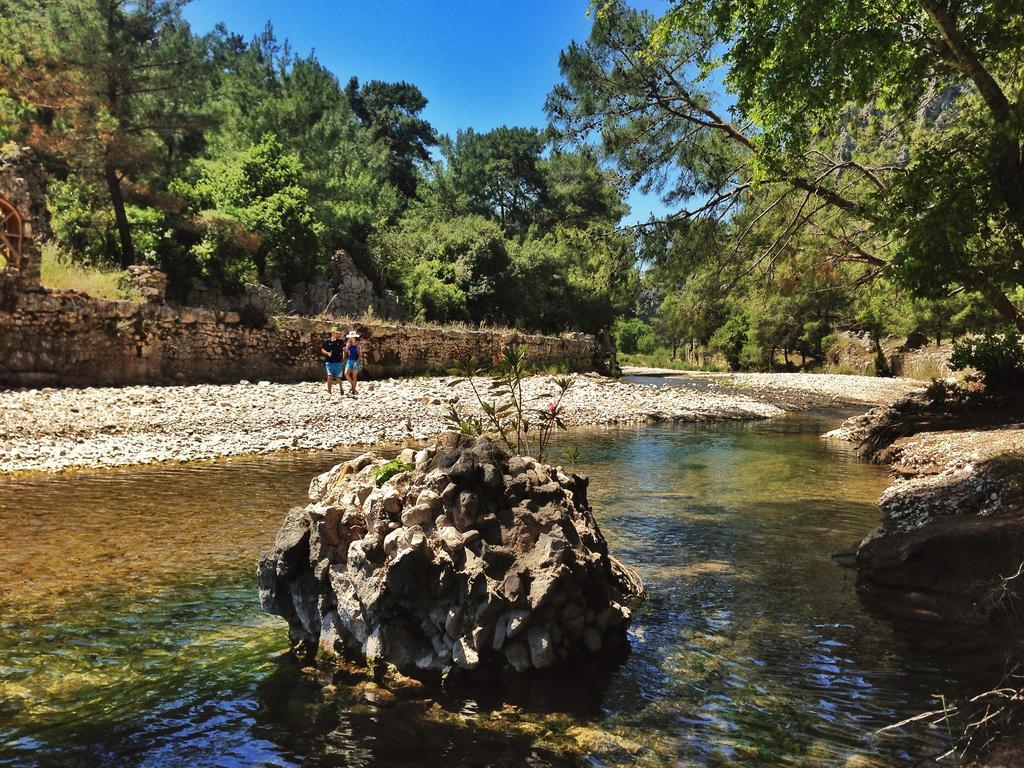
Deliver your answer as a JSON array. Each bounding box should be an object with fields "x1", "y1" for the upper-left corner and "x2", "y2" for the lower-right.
[{"x1": 258, "y1": 433, "x2": 642, "y2": 679}]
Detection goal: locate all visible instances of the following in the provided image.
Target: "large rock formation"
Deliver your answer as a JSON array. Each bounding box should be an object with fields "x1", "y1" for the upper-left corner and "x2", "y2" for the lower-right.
[
  {"x1": 187, "y1": 249, "x2": 402, "y2": 319},
  {"x1": 258, "y1": 434, "x2": 641, "y2": 679}
]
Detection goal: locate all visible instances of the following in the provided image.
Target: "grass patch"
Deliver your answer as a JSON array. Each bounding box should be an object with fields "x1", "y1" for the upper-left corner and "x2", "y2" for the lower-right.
[
  {"x1": 39, "y1": 244, "x2": 139, "y2": 301},
  {"x1": 904, "y1": 358, "x2": 948, "y2": 382}
]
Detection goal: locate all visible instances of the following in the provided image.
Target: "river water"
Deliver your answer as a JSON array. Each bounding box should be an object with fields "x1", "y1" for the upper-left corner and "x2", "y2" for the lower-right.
[{"x1": 0, "y1": 411, "x2": 1003, "y2": 766}]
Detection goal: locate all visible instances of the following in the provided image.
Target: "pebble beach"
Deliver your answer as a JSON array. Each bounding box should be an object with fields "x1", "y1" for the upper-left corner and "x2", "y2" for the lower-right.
[{"x1": 0, "y1": 372, "x2": 923, "y2": 473}]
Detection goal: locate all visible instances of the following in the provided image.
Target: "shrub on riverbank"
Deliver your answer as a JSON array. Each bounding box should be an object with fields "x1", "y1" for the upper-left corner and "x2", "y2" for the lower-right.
[{"x1": 950, "y1": 330, "x2": 1024, "y2": 394}]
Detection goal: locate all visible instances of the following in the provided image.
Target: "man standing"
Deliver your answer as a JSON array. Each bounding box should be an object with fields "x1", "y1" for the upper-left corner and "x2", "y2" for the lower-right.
[{"x1": 321, "y1": 327, "x2": 346, "y2": 395}]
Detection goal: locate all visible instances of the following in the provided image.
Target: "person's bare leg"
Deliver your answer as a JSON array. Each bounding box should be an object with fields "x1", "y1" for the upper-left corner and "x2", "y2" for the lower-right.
[{"x1": 327, "y1": 374, "x2": 333, "y2": 394}]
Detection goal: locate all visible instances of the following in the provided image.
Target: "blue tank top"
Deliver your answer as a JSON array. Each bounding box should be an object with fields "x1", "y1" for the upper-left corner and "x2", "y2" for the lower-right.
[{"x1": 347, "y1": 342, "x2": 360, "y2": 361}]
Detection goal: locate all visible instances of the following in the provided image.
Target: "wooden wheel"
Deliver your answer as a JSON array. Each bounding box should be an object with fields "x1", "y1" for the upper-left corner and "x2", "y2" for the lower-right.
[{"x1": 0, "y1": 197, "x2": 23, "y2": 270}]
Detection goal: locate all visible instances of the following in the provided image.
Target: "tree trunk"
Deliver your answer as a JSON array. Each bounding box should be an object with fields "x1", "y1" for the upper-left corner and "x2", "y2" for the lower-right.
[
  {"x1": 105, "y1": 161, "x2": 134, "y2": 268},
  {"x1": 918, "y1": 0, "x2": 1024, "y2": 249},
  {"x1": 981, "y1": 285, "x2": 1024, "y2": 333},
  {"x1": 917, "y1": 0, "x2": 1011, "y2": 122}
]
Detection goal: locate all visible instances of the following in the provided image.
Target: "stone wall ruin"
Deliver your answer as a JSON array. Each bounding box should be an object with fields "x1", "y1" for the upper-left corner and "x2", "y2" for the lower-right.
[
  {"x1": 0, "y1": 288, "x2": 604, "y2": 388},
  {"x1": 0, "y1": 146, "x2": 52, "y2": 293}
]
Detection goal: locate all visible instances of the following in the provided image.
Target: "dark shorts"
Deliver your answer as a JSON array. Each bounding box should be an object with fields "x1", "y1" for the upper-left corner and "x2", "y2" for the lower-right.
[{"x1": 325, "y1": 362, "x2": 344, "y2": 377}]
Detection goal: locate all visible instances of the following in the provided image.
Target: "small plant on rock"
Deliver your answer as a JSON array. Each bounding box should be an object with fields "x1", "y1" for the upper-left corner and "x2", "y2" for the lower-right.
[
  {"x1": 443, "y1": 403, "x2": 484, "y2": 438},
  {"x1": 448, "y1": 345, "x2": 573, "y2": 461},
  {"x1": 370, "y1": 458, "x2": 413, "y2": 487},
  {"x1": 561, "y1": 445, "x2": 581, "y2": 471}
]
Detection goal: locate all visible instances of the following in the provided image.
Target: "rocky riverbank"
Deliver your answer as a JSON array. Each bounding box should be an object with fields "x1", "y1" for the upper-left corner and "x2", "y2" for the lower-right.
[
  {"x1": 827, "y1": 396, "x2": 1024, "y2": 764},
  {"x1": 825, "y1": 398, "x2": 1024, "y2": 624},
  {"x1": 0, "y1": 372, "x2": 918, "y2": 474}
]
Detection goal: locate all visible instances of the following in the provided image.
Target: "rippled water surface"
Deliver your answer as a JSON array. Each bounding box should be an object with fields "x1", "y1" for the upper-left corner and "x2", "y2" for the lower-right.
[{"x1": 0, "y1": 411, "x2": 1004, "y2": 767}]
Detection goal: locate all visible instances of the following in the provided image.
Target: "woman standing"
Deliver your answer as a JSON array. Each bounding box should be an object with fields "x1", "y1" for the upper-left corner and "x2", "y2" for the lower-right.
[{"x1": 343, "y1": 330, "x2": 363, "y2": 396}]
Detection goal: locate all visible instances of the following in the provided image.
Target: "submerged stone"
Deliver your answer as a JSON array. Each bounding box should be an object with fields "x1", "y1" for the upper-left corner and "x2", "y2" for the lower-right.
[{"x1": 258, "y1": 433, "x2": 642, "y2": 678}]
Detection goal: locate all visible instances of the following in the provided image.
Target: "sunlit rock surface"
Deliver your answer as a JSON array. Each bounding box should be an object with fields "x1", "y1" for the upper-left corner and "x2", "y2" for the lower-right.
[{"x1": 258, "y1": 433, "x2": 642, "y2": 679}]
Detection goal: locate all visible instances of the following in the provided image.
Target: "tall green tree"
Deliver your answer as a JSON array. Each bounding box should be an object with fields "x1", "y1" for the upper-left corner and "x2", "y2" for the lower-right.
[
  {"x1": 345, "y1": 77, "x2": 437, "y2": 199},
  {"x1": 431, "y1": 126, "x2": 552, "y2": 237},
  {"x1": 176, "y1": 134, "x2": 324, "y2": 289},
  {"x1": 199, "y1": 25, "x2": 404, "y2": 272},
  {"x1": 549, "y1": 0, "x2": 1024, "y2": 330},
  {"x1": 3, "y1": 0, "x2": 211, "y2": 266}
]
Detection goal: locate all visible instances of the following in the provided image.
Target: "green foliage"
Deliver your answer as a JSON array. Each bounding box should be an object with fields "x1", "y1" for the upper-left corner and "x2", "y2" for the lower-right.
[
  {"x1": 203, "y1": 27, "x2": 405, "y2": 274},
  {"x1": 432, "y1": 126, "x2": 551, "y2": 237},
  {"x1": 3, "y1": 5, "x2": 638, "y2": 337},
  {"x1": 4, "y1": 0, "x2": 211, "y2": 267},
  {"x1": 406, "y1": 263, "x2": 471, "y2": 323},
  {"x1": 443, "y1": 403, "x2": 484, "y2": 438},
  {"x1": 371, "y1": 459, "x2": 414, "y2": 487},
  {"x1": 549, "y1": 0, "x2": 1024, "y2": 352},
  {"x1": 924, "y1": 378, "x2": 968, "y2": 407},
  {"x1": 872, "y1": 345, "x2": 893, "y2": 379},
  {"x1": 561, "y1": 446, "x2": 581, "y2": 471},
  {"x1": 345, "y1": 77, "x2": 438, "y2": 199},
  {"x1": 47, "y1": 178, "x2": 118, "y2": 265},
  {"x1": 450, "y1": 346, "x2": 572, "y2": 462},
  {"x1": 177, "y1": 135, "x2": 324, "y2": 288},
  {"x1": 375, "y1": 213, "x2": 508, "y2": 323},
  {"x1": 709, "y1": 312, "x2": 749, "y2": 371},
  {"x1": 5, "y1": 0, "x2": 637, "y2": 341},
  {"x1": 0, "y1": 90, "x2": 28, "y2": 144},
  {"x1": 507, "y1": 225, "x2": 638, "y2": 334},
  {"x1": 184, "y1": 211, "x2": 260, "y2": 294},
  {"x1": 613, "y1": 318, "x2": 657, "y2": 355},
  {"x1": 950, "y1": 330, "x2": 1024, "y2": 393},
  {"x1": 618, "y1": 349, "x2": 710, "y2": 371}
]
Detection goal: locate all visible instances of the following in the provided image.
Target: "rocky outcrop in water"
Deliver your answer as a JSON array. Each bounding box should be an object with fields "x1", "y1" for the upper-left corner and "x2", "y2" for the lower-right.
[
  {"x1": 258, "y1": 434, "x2": 642, "y2": 679},
  {"x1": 826, "y1": 399, "x2": 1024, "y2": 624}
]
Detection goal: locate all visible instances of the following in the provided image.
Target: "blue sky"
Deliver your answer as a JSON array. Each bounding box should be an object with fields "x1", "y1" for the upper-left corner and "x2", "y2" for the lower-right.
[{"x1": 182, "y1": 0, "x2": 671, "y2": 223}]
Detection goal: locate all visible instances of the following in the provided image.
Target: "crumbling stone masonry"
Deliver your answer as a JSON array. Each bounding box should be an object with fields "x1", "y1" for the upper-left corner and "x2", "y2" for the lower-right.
[
  {"x1": 0, "y1": 146, "x2": 51, "y2": 292},
  {"x1": 0, "y1": 289, "x2": 604, "y2": 388}
]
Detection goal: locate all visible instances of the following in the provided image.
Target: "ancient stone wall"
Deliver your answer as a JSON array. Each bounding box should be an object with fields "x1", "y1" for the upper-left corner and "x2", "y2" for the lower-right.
[
  {"x1": 0, "y1": 146, "x2": 52, "y2": 290},
  {"x1": 0, "y1": 289, "x2": 604, "y2": 388},
  {"x1": 830, "y1": 330, "x2": 953, "y2": 379}
]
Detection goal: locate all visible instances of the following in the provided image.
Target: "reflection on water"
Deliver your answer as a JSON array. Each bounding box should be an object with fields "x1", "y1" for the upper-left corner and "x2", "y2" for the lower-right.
[{"x1": 0, "y1": 415, "x2": 1006, "y2": 766}]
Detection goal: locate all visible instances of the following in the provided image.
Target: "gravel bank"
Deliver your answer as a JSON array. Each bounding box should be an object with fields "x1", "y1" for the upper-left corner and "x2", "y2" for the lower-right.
[
  {"x1": 826, "y1": 401, "x2": 1024, "y2": 533},
  {"x1": 849, "y1": 420, "x2": 1024, "y2": 535},
  {"x1": 0, "y1": 372, "x2": 916, "y2": 474},
  {"x1": 664, "y1": 371, "x2": 924, "y2": 408}
]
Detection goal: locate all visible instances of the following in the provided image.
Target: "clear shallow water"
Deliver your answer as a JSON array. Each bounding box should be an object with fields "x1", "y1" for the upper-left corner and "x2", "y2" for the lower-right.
[{"x1": 0, "y1": 414, "x2": 1005, "y2": 766}]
